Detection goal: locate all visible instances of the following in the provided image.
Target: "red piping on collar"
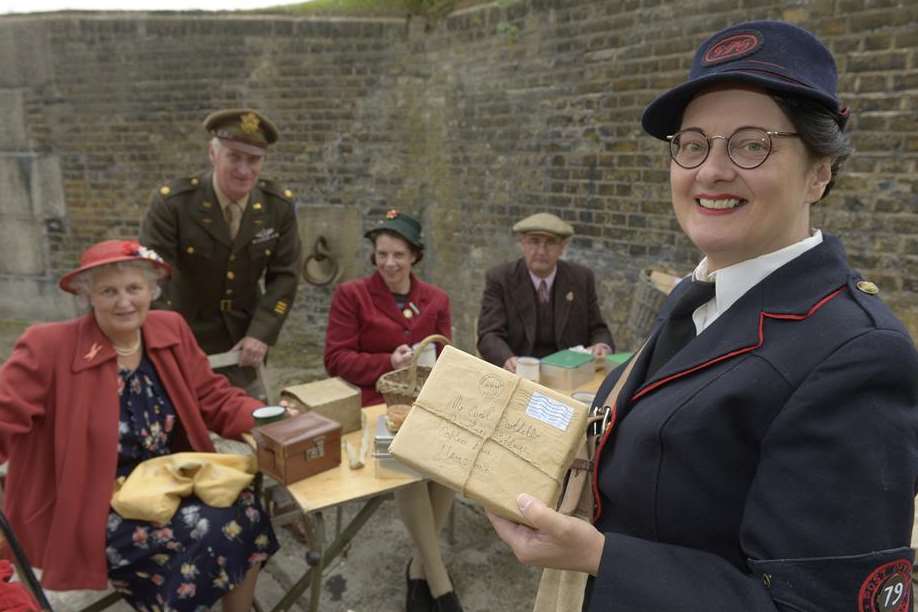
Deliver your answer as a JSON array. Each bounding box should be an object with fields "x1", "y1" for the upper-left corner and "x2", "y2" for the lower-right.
[{"x1": 590, "y1": 285, "x2": 846, "y2": 523}]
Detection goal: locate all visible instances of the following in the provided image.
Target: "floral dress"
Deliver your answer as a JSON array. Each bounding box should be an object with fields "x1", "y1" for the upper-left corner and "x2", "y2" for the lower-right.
[{"x1": 105, "y1": 355, "x2": 279, "y2": 612}]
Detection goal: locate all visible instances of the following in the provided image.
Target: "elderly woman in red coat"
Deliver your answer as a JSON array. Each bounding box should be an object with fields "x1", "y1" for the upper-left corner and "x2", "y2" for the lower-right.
[
  {"x1": 324, "y1": 210, "x2": 461, "y2": 612},
  {"x1": 0, "y1": 240, "x2": 278, "y2": 612}
]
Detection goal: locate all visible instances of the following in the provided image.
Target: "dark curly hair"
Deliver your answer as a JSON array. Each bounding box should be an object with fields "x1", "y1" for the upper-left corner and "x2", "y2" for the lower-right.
[{"x1": 772, "y1": 93, "x2": 853, "y2": 201}]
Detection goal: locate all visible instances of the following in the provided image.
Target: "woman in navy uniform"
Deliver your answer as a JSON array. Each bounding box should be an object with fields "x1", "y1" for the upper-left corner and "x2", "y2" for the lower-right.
[{"x1": 489, "y1": 20, "x2": 918, "y2": 612}]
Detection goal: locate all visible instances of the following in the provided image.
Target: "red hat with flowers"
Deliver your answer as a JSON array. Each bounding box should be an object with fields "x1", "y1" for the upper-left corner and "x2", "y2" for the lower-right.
[{"x1": 58, "y1": 240, "x2": 171, "y2": 294}]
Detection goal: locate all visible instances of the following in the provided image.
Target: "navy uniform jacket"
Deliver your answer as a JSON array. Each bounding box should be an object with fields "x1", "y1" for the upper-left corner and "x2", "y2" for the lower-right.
[
  {"x1": 139, "y1": 171, "x2": 301, "y2": 356},
  {"x1": 585, "y1": 234, "x2": 918, "y2": 612},
  {"x1": 477, "y1": 258, "x2": 614, "y2": 366}
]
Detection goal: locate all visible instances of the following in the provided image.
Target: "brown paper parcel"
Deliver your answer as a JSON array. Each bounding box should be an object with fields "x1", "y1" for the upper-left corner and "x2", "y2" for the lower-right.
[{"x1": 389, "y1": 345, "x2": 588, "y2": 526}]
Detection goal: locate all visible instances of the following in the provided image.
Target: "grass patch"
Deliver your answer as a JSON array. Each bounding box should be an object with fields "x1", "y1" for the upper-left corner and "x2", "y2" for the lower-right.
[
  {"x1": 263, "y1": 0, "x2": 486, "y2": 18},
  {"x1": 267, "y1": 0, "x2": 426, "y2": 17}
]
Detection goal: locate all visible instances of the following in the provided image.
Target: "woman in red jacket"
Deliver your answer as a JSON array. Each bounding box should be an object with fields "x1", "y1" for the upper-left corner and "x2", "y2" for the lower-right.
[
  {"x1": 324, "y1": 211, "x2": 461, "y2": 612},
  {"x1": 324, "y1": 210, "x2": 451, "y2": 406},
  {"x1": 0, "y1": 240, "x2": 277, "y2": 612}
]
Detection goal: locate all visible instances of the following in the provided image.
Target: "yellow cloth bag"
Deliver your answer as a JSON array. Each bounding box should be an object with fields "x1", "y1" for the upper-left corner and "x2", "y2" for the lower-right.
[{"x1": 111, "y1": 452, "x2": 257, "y2": 524}]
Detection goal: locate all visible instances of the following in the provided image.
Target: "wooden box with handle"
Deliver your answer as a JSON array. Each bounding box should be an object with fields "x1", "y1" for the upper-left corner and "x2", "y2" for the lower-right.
[{"x1": 252, "y1": 412, "x2": 342, "y2": 485}]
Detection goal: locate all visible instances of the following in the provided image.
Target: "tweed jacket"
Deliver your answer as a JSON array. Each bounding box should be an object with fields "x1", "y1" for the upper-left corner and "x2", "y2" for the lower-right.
[
  {"x1": 584, "y1": 234, "x2": 918, "y2": 612},
  {"x1": 324, "y1": 271, "x2": 452, "y2": 406},
  {"x1": 477, "y1": 258, "x2": 614, "y2": 366},
  {"x1": 139, "y1": 170, "x2": 301, "y2": 354},
  {"x1": 0, "y1": 311, "x2": 261, "y2": 590}
]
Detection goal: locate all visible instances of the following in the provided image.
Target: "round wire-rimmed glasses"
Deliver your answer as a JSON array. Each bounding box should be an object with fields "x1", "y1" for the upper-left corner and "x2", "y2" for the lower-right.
[{"x1": 666, "y1": 126, "x2": 800, "y2": 170}]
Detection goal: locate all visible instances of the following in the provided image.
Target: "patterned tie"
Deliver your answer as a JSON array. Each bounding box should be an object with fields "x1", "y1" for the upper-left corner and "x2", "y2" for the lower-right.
[
  {"x1": 225, "y1": 202, "x2": 242, "y2": 240},
  {"x1": 645, "y1": 280, "x2": 715, "y2": 378},
  {"x1": 538, "y1": 280, "x2": 550, "y2": 304}
]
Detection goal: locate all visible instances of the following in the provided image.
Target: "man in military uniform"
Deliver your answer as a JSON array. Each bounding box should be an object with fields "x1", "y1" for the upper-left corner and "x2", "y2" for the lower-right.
[{"x1": 140, "y1": 108, "x2": 301, "y2": 397}]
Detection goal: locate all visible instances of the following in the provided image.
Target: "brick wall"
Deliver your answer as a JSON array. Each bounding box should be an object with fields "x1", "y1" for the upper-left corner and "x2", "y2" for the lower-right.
[{"x1": 1, "y1": 0, "x2": 915, "y2": 363}]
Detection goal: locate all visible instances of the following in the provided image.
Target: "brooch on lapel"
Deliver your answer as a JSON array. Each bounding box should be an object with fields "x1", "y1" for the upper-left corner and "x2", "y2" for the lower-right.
[
  {"x1": 403, "y1": 302, "x2": 420, "y2": 319},
  {"x1": 84, "y1": 342, "x2": 102, "y2": 361},
  {"x1": 566, "y1": 291, "x2": 574, "y2": 302}
]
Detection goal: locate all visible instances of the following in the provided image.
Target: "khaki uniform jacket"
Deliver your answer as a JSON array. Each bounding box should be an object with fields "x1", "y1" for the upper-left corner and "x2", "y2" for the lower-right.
[{"x1": 140, "y1": 171, "x2": 301, "y2": 355}]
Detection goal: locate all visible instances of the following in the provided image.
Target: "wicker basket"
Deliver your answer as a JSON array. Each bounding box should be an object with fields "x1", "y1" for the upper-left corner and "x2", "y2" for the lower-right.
[
  {"x1": 376, "y1": 334, "x2": 451, "y2": 431},
  {"x1": 625, "y1": 268, "x2": 681, "y2": 347}
]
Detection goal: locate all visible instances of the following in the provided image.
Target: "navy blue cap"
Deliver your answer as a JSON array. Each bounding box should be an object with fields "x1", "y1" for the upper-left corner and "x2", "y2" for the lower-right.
[{"x1": 642, "y1": 21, "x2": 848, "y2": 140}]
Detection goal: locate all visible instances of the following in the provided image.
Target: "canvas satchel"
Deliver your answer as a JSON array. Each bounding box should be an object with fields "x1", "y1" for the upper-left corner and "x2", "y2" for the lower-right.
[{"x1": 533, "y1": 344, "x2": 644, "y2": 612}]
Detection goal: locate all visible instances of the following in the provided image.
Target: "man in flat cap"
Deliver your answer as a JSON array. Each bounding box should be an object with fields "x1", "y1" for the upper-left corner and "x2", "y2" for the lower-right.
[
  {"x1": 140, "y1": 108, "x2": 301, "y2": 397},
  {"x1": 477, "y1": 212, "x2": 614, "y2": 372}
]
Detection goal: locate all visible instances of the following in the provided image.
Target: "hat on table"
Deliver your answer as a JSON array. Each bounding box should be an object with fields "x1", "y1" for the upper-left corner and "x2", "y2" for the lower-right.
[
  {"x1": 512, "y1": 213, "x2": 574, "y2": 239},
  {"x1": 364, "y1": 209, "x2": 424, "y2": 250},
  {"x1": 59, "y1": 240, "x2": 171, "y2": 294},
  {"x1": 641, "y1": 20, "x2": 848, "y2": 141},
  {"x1": 204, "y1": 108, "x2": 279, "y2": 154}
]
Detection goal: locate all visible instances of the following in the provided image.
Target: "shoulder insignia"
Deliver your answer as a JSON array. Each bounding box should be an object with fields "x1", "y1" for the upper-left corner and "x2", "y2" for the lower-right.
[
  {"x1": 858, "y1": 558, "x2": 910, "y2": 612},
  {"x1": 258, "y1": 178, "x2": 295, "y2": 203},
  {"x1": 158, "y1": 176, "x2": 202, "y2": 200}
]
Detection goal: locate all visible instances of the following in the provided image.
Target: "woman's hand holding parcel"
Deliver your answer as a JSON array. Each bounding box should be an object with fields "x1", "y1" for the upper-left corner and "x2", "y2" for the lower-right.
[{"x1": 487, "y1": 493, "x2": 604, "y2": 576}]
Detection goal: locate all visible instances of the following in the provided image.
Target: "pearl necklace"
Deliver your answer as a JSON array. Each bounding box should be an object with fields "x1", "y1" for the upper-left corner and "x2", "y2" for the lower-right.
[{"x1": 113, "y1": 334, "x2": 142, "y2": 357}]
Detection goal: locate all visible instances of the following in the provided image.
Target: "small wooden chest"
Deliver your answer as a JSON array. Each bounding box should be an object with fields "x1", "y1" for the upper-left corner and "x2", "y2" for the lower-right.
[{"x1": 252, "y1": 412, "x2": 342, "y2": 485}]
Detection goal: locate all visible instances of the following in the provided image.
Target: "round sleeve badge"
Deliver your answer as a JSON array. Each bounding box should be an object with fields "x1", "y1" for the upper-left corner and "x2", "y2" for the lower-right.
[{"x1": 858, "y1": 559, "x2": 912, "y2": 612}]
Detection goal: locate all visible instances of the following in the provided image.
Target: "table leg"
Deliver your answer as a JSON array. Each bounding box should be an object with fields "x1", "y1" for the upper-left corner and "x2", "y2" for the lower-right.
[{"x1": 269, "y1": 495, "x2": 388, "y2": 612}]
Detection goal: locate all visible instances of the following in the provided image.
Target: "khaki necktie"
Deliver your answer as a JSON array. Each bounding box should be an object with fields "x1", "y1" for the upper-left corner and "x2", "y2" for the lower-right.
[{"x1": 225, "y1": 202, "x2": 242, "y2": 240}]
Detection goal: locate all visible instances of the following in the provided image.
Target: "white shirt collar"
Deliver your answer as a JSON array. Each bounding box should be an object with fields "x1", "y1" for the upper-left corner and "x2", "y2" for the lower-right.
[
  {"x1": 692, "y1": 230, "x2": 824, "y2": 333},
  {"x1": 529, "y1": 267, "x2": 558, "y2": 293}
]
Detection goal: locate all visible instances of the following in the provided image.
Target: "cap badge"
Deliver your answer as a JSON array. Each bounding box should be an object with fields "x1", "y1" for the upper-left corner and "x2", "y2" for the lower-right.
[
  {"x1": 386, "y1": 209, "x2": 399, "y2": 220},
  {"x1": 703, "y1": 31, "x2": 762, "y2": 66},
  {"x1": 240, "y1": 112, "x2": 261, "y2": 136}
]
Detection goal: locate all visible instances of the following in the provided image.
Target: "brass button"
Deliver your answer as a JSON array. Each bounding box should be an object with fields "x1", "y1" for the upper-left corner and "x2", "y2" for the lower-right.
[
  {"x1": 284, "y1": 189, "x2": 294, "y2": 198},
  {"x1": 253, "y1": 202, "x2": 263, "y2": 210},
  {"x1": 761, "y1": 573, "x2": 772, "y2": 588},
  {"x1": 225, "y1": 289, "x2": 233, "y2": 295},
  {"x1": 190, "y1": 177, "x2": 199, "y2": 186},
  {"x1": 159, "y1": 186, "x2": 171, "y2": 196},
  {"x1": 186, "y1": 246, "x2": 195, "y2": 254},
  {"x1": 227, "y1": 271, "x2": 235, "y2": 280},
  {"x1": 229, "y1": 254, "x2": 236, "y2": 262},
  {"x1": 265, "y1": 249, "x2": 271, "y2": 256},
  {"x1": 856, "y1": 280, "x2": 879, "y2": 295},
  {"x1": 202, "y1": 201, "x2": 212, "y2": 209}
]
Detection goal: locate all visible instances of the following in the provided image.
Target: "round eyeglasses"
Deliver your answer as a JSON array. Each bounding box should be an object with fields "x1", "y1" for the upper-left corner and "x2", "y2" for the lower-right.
[{"x1": 667, "y1": 127, "x2": 800, "y2": 170}]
